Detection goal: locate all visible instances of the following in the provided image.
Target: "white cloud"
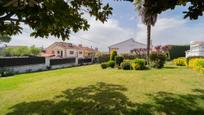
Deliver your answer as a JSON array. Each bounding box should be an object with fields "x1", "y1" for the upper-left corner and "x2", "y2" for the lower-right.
[
  {"x1": 8, "y1": 18, "x2": 137, "y2": 51},
  {"x1": 7, "y1": 16, "x2": 204, "y2": 52},
  {"x1": 135, "y1": 17, "x2": 204, "y2": 46}
]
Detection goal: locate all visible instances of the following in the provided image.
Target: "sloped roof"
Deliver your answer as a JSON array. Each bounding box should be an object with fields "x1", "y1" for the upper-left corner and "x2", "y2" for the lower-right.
[
  {"x1": 46, "y1": 42, "x2": 97, "y2": 52},
  {"x1": 109, "y1": 38, "x2": 146, "y2": 48}
]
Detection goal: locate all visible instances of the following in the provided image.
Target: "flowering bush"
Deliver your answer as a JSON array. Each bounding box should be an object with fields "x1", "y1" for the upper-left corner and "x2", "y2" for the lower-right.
[
  {"x1": 150, "y1": 52, "x2": 167, "y2": 69},
  {"x1": 132, "y1": 58, "x2": 146, "y2": 70},
  {"x1": 188, "y1": 58, "x2": 204, "y2": 73},
  {"x1": 172, "y1": 57, "x2": 186, "y2": 66}
]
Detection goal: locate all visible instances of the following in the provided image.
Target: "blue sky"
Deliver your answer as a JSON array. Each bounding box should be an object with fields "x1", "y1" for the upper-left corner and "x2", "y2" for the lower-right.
[{"x1": 7, "y1": 0, "x2": 204, "y2": 51}]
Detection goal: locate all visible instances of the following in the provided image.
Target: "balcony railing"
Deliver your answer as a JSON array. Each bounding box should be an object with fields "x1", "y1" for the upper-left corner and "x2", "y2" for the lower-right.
[{"x1": 186, "y1": 50, "x2": 204, "y2": 58}]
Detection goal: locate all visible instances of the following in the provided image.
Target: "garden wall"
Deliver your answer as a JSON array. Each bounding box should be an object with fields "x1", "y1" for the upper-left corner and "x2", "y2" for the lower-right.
[{"x1": 0, "y1": 57, "x2": 93, "y2": 74}]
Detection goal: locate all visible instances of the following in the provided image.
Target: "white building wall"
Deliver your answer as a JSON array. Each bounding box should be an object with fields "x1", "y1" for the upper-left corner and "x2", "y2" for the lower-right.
[
  {"x1": 109, "y1": 39, "x2": 146, "y2": 54},
  {"x1": 3, "y1": 64, "x2": 47, "y2": 73}
]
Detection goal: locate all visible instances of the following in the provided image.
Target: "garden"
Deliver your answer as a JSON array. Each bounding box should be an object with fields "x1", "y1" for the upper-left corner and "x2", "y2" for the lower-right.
[{"x1": 1, "y1": 47, "x2": 204, "y2": 114}]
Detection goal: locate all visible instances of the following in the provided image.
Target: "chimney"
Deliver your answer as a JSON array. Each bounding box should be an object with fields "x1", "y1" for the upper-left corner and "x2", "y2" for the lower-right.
[
  {"x1": 68, "y1": 43, "x2": 72, "y2": 47},
  {"x1": 78, "y1": 44, "x2": 82, "y2": 47}
]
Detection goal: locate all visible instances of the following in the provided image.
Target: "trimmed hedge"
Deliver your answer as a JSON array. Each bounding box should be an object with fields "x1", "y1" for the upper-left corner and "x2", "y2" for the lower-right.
[
  {"x1": 188, "y1": 58, "x2": 204, "y2": 73},
  {"x1": 132, "y1": 59, "x2": 146, "y2": 70},
  {"x1": 173, "y1": 57, "x2": 186, "y2": 66},
  {"x1": 101, "y1": 62, "x2": 109, "y2": 69},
  {"x1": 169, "y1": 45, "x2": 190, "y2": 60},
  {"x1": 108, "y1": 61, "x2": 115, "y2": 68}
]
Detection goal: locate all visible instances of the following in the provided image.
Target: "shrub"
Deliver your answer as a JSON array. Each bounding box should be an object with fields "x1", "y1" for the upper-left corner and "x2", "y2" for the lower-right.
[
  {"x1": 0, "y1": 68, "x2": 15, "y2": 77},
  {"x1": 115, "y1": 56, "x2": 124, "y2": 66},
  {"x1": 110, "y1": 50, "x2": 117, "y2": 61},
  {"x1": 173, "y1": 57, "x2": 186, "y2": 66},
  {"x1": 108, "y1": 61, "x2": 115, "y2": 68},
  {"x1": 97, "y1": 54, "x2": 110, "y2": 63},
  {"x1": 122, "y1": 53, "x2": 141, "y2": 60},
  {"x1": 188, "y1": 58, "x2": 204, "y2": 73},
  {"x1": 150, "y1": 52, "x2": 167, "y2": 69},
  {"x1": 121, "y1": 61, "x2": 132, "y2": 70},
  {"x1": 132, "y1": 63, "x2": 140, "y2": 70},
  {"x1": 101, "y1": 63, "x2": 109, "y2": 69},
  {"x1": 132, "y1": 58, "x2": 146, "y2": 70}
]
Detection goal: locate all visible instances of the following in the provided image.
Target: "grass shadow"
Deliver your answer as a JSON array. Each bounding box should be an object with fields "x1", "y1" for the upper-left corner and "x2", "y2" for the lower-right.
[{"x1": 6, "y1": 82, "x2": 204, "y2": 115}]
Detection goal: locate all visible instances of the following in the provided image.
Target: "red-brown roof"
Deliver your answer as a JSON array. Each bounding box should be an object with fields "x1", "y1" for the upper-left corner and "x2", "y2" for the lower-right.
[{"x1": 47, "y1": 42, "x2": 97, "y2": 52}]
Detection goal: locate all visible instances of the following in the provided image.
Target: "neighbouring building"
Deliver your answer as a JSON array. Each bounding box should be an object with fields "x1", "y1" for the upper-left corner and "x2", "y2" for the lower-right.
[
  {"x1": 186, "y1": 41, "x2": 204, "y2": 58},
  {"x1": 108, "y1": 38, "x2": 147, "y2": 54},
  {"x1": 42, "y1": 42, "x2": 98, "y2": 58}
]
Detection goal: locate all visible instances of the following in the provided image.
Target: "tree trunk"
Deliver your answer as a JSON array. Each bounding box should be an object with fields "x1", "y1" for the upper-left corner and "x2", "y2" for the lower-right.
[{"x1": 147, "y1": 25, "x2": 151, "y2": 65}]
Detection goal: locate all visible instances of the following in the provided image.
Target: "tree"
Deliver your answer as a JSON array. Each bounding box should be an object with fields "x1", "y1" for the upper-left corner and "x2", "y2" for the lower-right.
[
  {"x1": 110, "y1": 50, "x2": 117, "y2": 61},
  {"x1": 0, "y1": 0, "x2": 112, "y2": 40},
  {"x1": 2, "y1": 46, "x2": 41, "y2": 57},
  {"x1": 30, "y1": 45, "x2": 42, "y2": 56},
  {"x1": 0, "y1": 35, "x2": 11, "y2": 44},
  {"x1": 133, "y1": 0, "x2": 158, "y2": 64}
]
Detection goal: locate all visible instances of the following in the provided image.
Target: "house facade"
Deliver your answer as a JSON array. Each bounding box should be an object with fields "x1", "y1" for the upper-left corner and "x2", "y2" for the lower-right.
[
  {"x1": 186, "y1": 41, "x2": 204, "y2": 58},
  {"x1": 108, "y1": 38, "x2": 147, "y2": 54},
  {"x1": 43, "y1": 42, "x2": 98, "y2": 58}
]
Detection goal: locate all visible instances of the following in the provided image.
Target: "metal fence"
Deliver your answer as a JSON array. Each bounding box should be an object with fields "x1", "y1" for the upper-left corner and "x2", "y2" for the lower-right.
[{"x1": 0, "y1": 57, "x2": 45, "y2": 67}]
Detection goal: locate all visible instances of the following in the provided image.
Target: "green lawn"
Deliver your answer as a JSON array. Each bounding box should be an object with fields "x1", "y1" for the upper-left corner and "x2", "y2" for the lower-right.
[{"x1": 0, "y1": 64, "x2": 204, "y2": 115}]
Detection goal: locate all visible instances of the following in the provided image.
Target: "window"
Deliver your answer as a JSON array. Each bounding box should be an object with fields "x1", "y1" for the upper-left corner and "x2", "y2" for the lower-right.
[
  {"x1": 70, "y1": 51, "x2": 74, "y2": 54},
  {"x1": 79, "y1": 51, "x2": 82, "y2": 54},
  {"x1": 57, "y1": 51, "x2": 60, "y2": 54}
]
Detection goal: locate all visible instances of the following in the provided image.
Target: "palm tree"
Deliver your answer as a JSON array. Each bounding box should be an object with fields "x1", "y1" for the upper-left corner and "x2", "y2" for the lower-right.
[{"x1": 134, "y1": 0, "x2": 158, "y2": 64}]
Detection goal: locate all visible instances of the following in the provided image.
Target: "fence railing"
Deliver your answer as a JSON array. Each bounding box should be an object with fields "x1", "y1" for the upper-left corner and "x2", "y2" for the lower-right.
[
  {"x1": 78, "y1": 58, "x2": 92, "y2": 64},
  {"x1": 0, "y1": 57, "x2": 45, "y2": 67},
  {"x1": 0, "y1": 57, "x2": 93, "y2": 68},
  {"x1": 50, "y1": 58, "x2": 76, "y2": 65}
]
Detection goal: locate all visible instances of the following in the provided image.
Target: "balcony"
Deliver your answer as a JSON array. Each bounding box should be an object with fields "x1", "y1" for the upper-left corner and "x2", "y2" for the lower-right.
[{"x1": 186, "y1": 50, "x2": 204, "y2": 58}]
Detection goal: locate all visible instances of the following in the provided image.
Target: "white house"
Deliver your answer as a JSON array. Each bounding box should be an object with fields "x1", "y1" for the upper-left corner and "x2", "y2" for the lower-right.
[
  {"x1": 186, "y1": 41, "x2": 204, "y2": 58},
  {"x1": 108, "y1": 38, "x2": 147, "y2": 54}
]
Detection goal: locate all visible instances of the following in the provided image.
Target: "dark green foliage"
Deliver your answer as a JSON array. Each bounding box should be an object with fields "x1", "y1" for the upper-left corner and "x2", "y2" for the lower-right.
[
  {"x1": 169, "y1": 45, "x2": 190, "y2": 60},
  {"x1": 97, "y1": 54, "x2": 110, "y2": 63},
  {"x1": 115, "y1": 56, "x2": 124, "y2": 66},
  {"x1": 150, "y1": 52, "x2": 167, "y2": 69},
  {"x1": 132, "y1": 58, "x2": 146, "y2": 70},
  {"x1": 101, "y1": 63, "x2": 109, "y2": 69},
  {"x1": 108, "y1": 61, "x2": 115, "y2": 68},
  {"x1": 0, "y1": 35, "x2": 11, "y2": 43},
  {"x1": 126, "y1": 0, "x2": 204, "y2": 20},
  {"x1": 0, "y1": 0, "x2": 112, "y2": 40},
  {"x1": 121, "y1": 61, "x2": 132, "y2": 70},
  {"x1": 110, "y1": 50, "x2": 117, "y2": 61}
]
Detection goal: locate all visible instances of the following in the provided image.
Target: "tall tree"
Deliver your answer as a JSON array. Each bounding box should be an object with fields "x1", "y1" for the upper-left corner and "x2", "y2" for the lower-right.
[
  {"x1": 0, "y1": 0, "x2": 112, "y2": 40},
  {"x1": 134, "y1": 0, "x2": 158, "y2": 64}
]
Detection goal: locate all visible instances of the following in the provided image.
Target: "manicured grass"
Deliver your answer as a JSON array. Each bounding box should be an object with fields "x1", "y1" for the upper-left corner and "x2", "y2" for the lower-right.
[{"x1": 0, "y1": 64, "x2": 204, "y2": 115}]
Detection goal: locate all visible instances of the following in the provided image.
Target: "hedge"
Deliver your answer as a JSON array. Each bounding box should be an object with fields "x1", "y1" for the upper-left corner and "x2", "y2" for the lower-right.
[{"x1": 169, "y1": 45, "x2": 190, "y2": 60}]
